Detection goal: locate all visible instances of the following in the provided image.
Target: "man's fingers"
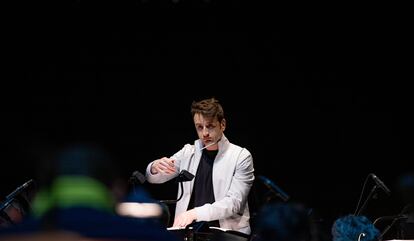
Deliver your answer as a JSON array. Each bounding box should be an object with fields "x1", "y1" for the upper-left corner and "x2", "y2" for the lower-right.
[
  {"x1": 173, "y1": 214, "x2": 186, "y2": 227},
  {"x1": 173, "y1": 212, "x2": 195, "y2": 228},
  {"x1": 157, "y1": 165, "x2": 175, "y2": 174},
  {"x1": 159, "y1": 159, "x2": 176, "y2": 173}
]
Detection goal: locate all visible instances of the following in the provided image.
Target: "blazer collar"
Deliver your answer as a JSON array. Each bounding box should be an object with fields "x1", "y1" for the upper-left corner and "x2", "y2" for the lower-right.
[{"x1": 195, "y1": 134, "x2": 229, "y2": 154}]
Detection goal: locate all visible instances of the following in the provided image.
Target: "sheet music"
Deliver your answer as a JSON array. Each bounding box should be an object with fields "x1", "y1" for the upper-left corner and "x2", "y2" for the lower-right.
[
  {"x1": 167, "y1": 226, "x2": 231, "y2": 232},
  {"x1": 167, "y1": 226, "x2": 192, "y2": 231},
  {"x1": 210, "y1": 227, "x2": 231, "y2": 232}
]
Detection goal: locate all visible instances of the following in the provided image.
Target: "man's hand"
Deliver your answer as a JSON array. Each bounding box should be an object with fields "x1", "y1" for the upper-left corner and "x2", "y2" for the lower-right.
[
  {"x1": 151, "y1": 157, "x2": 176, "y2": 174},
  {"x1": 173, "y1": 209, "x2": 197, "y2": 228}
]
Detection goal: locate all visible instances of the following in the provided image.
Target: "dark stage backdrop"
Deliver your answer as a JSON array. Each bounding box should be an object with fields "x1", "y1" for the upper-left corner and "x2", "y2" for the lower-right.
[{"x1": 1, "y1": 0, "x2": 411, "y2": 235}]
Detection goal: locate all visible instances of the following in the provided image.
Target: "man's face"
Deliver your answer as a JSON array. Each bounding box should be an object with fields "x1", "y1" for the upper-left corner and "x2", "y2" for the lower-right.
[{"x1": 193, "y1": 113, "x2": 225, "y2": 150}]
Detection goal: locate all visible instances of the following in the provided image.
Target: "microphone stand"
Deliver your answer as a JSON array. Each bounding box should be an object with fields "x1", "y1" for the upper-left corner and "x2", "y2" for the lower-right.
[
  {"x1": 160, "y1": 181, "x2": 185, "y2": 205},
  {"x1": 160, "y1": 170, "x2": 195, "y2": 205},
  {"x1": 378, "y1": 218, "x2": 399, "y2": 240},
  {"x1": 159, "y1": 170, "x2": 194, "y2": 228},
  {"x1": 373, "y1": 206, "x2": 411, "y2": 240},
  {"x1": 356, "y1": 185, "x2": 379, "y2": 216}
]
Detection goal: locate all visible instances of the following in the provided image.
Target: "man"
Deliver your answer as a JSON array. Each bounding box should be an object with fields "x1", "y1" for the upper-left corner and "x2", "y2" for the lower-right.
[{"x1": 146, "y1": 97, "x2": 255, "y2": 234}]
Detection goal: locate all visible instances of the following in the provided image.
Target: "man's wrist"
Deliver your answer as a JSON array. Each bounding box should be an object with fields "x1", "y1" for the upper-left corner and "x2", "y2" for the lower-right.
[{"x1": 191, "y1": 208, "x2": 198, "y2": 221}]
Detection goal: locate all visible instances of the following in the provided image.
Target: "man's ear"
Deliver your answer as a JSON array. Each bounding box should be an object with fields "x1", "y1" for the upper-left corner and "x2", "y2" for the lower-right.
[{"x1": 221, "y1": 119, "x2": 226, "y2": 131}]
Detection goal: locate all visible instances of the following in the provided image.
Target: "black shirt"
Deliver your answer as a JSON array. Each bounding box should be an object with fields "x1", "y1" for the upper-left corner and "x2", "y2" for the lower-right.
[{"x1": 187, "y1": 149, "x2": 220, "y2": 227}]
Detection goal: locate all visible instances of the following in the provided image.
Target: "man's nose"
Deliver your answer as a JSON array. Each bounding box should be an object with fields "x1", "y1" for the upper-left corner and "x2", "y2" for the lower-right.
[{"x1": 202, "y1": 127, "x2": 210, "y2": 136}]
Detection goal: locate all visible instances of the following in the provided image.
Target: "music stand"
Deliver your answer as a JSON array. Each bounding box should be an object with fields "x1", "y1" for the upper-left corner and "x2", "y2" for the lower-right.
[{"x1": 168, "y1": 221, "x2": 249, "y2": 241}]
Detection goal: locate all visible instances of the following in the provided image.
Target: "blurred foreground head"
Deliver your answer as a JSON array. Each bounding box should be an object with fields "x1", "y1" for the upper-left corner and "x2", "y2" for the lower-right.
[
  {"x1": 38, "y1": 142, "x2": 122, "y2": 188},
  {"x1": 32, "y1": 141, "x2": 125, "y2": 217},
  {"x1": 252, "y1": 203, "x2": 314, "y2": 241},
  {"x1": 332, "y1": 215, "x2": 380, "y2": 241}
]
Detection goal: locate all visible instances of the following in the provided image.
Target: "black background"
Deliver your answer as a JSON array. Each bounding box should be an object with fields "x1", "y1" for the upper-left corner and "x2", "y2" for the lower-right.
[{"x1": 1, "y1": 0, "x2": 411, "y2": 236}]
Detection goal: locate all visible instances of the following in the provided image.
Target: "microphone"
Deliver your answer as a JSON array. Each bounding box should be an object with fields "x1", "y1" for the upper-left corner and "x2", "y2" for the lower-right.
[
  {"x1": 370, "y1": 173, "x2": 391, "y2": 195},
  {"x1": 177, "y1": 170, "x2": 195, "y2": 182},
  {"x1": 257, "y1": 175, "x2": 290, "y2": 202},
  {"x1": 5, "y1": 179, "x2": 34, "y2": 201},
  {"x1": 130, "y1": 170, "x2": 146, "y2": 184}
]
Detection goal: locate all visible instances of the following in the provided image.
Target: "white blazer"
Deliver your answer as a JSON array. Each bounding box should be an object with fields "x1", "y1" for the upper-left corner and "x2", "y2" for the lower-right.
[{"x1": 146, "y1": 134, "x2": 255, "y2": 234}]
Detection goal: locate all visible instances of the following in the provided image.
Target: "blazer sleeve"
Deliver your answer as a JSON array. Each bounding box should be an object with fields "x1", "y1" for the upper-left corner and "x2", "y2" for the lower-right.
[{"x1": 145, "y1": 144, "x2": 191, "y2": 183}]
